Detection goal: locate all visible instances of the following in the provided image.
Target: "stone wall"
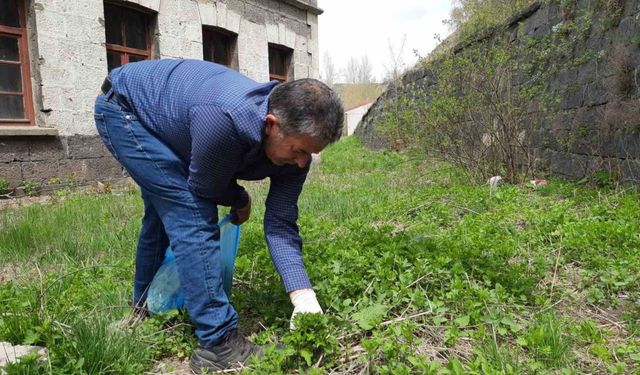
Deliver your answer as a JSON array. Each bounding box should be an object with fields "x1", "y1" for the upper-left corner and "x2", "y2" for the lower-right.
[
  {"x1": 0, "y1": 0, "x2": 322, "y2": 193},
  {"x1": 356, "y1": 0, "x2": 640, "y2": 182}
]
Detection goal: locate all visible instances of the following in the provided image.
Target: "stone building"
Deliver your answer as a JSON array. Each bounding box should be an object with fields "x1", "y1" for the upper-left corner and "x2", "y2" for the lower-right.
[{"x1": 0, "y1": 0, "x2": 322, "y2": 193}]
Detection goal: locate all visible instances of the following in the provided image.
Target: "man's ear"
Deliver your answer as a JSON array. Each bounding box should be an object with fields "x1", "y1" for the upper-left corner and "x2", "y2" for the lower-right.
[{"x1": 265, "y1": 114, "x2": 279, "y2": 135}]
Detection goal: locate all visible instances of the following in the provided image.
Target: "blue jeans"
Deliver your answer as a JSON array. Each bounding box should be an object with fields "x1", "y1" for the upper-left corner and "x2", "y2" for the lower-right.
[{"x1": 94, "y1": 92, "x2": 238, "y2": 347}]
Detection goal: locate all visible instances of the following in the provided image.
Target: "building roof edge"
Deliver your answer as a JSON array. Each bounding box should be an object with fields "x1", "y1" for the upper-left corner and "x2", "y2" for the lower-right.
[{"x1": 280, "y1": 0, "x2": 323, "y2": 15}]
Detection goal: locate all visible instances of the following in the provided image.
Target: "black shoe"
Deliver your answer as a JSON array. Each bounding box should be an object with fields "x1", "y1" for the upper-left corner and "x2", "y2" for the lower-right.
[{"x1": 189, "y1": 329, "x2": 265, "y2": 373}]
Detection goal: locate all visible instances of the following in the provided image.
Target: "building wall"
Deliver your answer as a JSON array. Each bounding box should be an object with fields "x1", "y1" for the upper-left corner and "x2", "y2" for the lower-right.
[
  {"x1": 345, "y1": 104, "x2": 372, "y2": 136},
  {"x1": 0, "y1": 0, "x2": 322, "y2": 193},
  {"x1": 357, "y1": 0, "x2": 640, "y2": 182}
]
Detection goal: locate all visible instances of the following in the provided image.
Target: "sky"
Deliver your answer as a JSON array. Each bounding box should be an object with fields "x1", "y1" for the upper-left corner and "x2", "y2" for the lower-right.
[{"x1": 317, "y1": 0, "x2": 455, "y2": 83}]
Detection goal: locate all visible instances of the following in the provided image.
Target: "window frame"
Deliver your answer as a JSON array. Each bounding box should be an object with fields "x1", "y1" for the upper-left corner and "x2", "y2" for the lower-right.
[
  {"x1": 0, "y1": 0, "x2": 35, "y2": 126},
  {"x1": 268, "y1": 44, "x2": 293, "y2": 82},
  {"x1": 202, "y1": 26, "x2": 237, "y2": 68},
  {"x1": 103, "y1": 1, "x2": 153, "y2": 72}
]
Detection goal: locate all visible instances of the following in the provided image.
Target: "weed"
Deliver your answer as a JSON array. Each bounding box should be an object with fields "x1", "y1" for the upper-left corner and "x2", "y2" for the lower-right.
[
  {"x1": 521, "y1": 313, "x2": 571, "y2": 367},
  {"x1": 20, "y1": 179, "x2": 39, "y2": 197},
  {"x1": 47, "y1": 177, "x2": 62, "y2": 185},
  {"x1": 0, "y1": 177, "x2": 10, "y2": 195},
  {"x1": 0, "y1": 139, "x2": 638, "y2": 373}
]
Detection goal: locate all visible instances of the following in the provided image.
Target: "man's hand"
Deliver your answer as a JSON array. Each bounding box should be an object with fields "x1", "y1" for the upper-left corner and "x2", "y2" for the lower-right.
[
  {"x1": 289, "y1": 289, "x2": 323, "y2": 330},
  {"x1": 230, "y1": 194, "x2": 251, "y2": 225}
]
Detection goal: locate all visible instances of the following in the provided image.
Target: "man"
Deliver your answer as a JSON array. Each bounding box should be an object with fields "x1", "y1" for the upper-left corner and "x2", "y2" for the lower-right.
[{"x1": 93, "y1": 59, "x2": 344, "y2": 372}]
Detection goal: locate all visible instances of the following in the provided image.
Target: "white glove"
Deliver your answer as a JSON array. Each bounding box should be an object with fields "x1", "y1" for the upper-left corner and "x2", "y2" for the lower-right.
[{"x1": 289, "y1": 289, "x2": 323, "y2": 330}]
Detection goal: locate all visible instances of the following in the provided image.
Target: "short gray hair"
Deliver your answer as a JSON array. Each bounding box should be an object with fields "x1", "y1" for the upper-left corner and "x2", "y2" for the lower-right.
[{"x1": 268, "y1": 79, "x2": 344, "y2": 146}]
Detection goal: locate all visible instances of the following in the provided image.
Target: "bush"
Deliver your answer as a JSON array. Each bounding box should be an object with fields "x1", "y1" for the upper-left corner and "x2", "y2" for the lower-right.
[{"x1": 0, "y1": 177, "x2": 10, "y2": 195}]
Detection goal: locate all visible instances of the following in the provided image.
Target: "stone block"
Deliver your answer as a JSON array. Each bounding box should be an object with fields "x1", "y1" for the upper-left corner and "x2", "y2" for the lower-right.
[
  {"x1": 293, "y1": 63, "x2": 309, "y2": 79},
  {"x1": 198, "y1": 2, "x2": 217, "y2": 26},
  {"x1": 136, "y1": 0, "x2": 161, "y2": 12},
  {"x1": 216, "y1": 2, "x2": 227, "y2": 28},
  {"x1": 279, "y1": 2, "x2": 306, "y2": 20},
  {"x1": 284, "y1": 24, "x2": 297, "y2": 48},
  {"x1": 257, "y1": 0, "x2": 280, "y2": 12},
  {"x1": 604, "y1": 99, "x2": 640, "y2": 129},
  {"x1": 617, "y1": 16, "x2": 639, "y2": 42},
  {"x1": 0, "y1": 162, "x2": 23, "y2": 187},
  {"x1": 29, "y1": 137, "x2": 66, "y2": 161},
  {"x1": 556, "y1": 68, "x2": 577, "y2": 86},
  {"x1": 0, "y1": 139, "x2": 30, "y2": 162},
  {"x1": 560, "y1": 86, "x2": 584, "y2": 109},
  {"x1": 277, "y1": 22, "x2": 286, "y2": 45},
  {"x1": 622, "y1": 0, "x2": 639, "y2": 18},
  {"x1": 21, "y1": 161, "x2": 60, "y2": 184},
  {"x1": 615, "y1": 128, "x2": 640, "y2": 158},
  {"x1": 227, "y1": 10, "x2": 241, "y2": 33},
  {"x1": 621, "y1": 159, "x2": 640, "y2": 181},
  {"x1": 577, "y1": 60, "x2": 597, "y2": 84},
  {"x1": 67, "y1": 135, "x2": 110, "y2": 159},
  {"x1": 266, "y1": 22, "x2": 279, "y2": 43},
  {"x1": 549, "y1": 150, "x2": 590, "y2": 178},
  {"x1": 524, "y1": 6, "x2": 548, "y2": 36},
  {"x1": 548, "y1": 110, "x2": 574, "y2": 132},
  {"x1": 570, "y1": 106, "x2": 603, "y2": 132},
  {"x1": 58, "y1": 159, "x2": 87, "y2": 181},
  {"x1": 226, "y1": 0, "x2": 244, "y2": 16},
  {"x1": 583, "y1": 81, "x2": 608, "y2": 107},
  {"x1": 83, "y1": 157, "x2": 124, "y2": 181},
  {"x1": 547, "y1": 1, "x2": 563, "y2": 24},
  {"x1": 244, "y1": 3, "x2": 265, "y2": 24}
]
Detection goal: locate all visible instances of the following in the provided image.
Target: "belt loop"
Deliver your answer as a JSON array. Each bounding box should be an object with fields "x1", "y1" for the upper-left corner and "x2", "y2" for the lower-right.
[{"x1": 105, "y1": 88, "x2": 115, "y2": 101}]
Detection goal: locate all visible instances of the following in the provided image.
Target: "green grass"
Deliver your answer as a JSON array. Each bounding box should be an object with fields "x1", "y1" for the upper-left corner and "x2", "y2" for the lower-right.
[{"x1": 1, "y1": 136, "x2": 639, "y2": 373}]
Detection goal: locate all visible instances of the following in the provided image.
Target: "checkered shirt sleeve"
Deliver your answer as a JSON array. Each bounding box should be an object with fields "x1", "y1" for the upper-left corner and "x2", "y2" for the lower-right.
[{"x1": 264, "y1": 167, "x2": 313, "y2": 292}]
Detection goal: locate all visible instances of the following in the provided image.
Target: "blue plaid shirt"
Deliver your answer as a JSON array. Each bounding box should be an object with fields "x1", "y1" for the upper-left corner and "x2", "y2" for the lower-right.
[{"x1": 109, "y1": 59, "x2": 312, "y2": 292}]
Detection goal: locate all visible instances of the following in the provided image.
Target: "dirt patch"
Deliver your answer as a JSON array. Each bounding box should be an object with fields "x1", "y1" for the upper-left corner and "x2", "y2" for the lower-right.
[
  {"x1": 0, "y1": 178, "x2": 137, "y2": 210},
  {"x1": 0, "y1": 264, "x2": 24, "y2": 284},
  {"x1": 542, "y1": 263, "x2": 635, "y2": 373},
  {"x1": 146, "y1": 359, "x2": 193, "y2": 375}
]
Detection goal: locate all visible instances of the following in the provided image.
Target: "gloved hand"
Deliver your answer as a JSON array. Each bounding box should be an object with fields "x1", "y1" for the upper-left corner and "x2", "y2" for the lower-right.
[
  {"x1": 230, "y1": 194, "x2": 251, "y2": 225},
  {"x1": 289, "y1": 289, "x2": 323, "y2": 330}
]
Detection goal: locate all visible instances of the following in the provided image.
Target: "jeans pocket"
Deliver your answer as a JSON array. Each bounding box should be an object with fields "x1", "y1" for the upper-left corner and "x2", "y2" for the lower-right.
[
  {"x1": 94, "y1": 113, "x2": 119, "y2": 160},
  {"x1": 123, "y1": 113, "x2": 145, "y2": 152}
]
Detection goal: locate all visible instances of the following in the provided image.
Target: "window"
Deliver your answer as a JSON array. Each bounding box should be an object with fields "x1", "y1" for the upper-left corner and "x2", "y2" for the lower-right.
[
  {"x1": 0, "y1": 0, "x2": 34, "y2": 125},
  {"x1": 104, "y1": 2, "x2": 152, "y2": 72},
  {"x1": 268, "y1": 44, "x2": 293, "y2": 82},
  {"x1": 202, "y1": 27, "x2": 237, "y2": 68}
]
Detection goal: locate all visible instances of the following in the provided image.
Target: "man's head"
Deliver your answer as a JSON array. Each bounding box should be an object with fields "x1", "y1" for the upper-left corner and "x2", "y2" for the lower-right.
[{"x1": 264, "y1": 79, "x2": 344, "y2": 168}]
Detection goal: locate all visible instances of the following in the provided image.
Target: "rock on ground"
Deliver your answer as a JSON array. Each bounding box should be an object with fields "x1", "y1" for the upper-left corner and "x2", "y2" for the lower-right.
[{"x1": 0, "y1": 342, "x2": 48, "y2": 367}]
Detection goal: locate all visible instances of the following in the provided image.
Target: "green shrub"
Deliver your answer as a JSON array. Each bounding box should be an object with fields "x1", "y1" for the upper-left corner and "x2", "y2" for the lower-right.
[{"x1": 0, "y1": 177, "x2": 10, "y2": 194}]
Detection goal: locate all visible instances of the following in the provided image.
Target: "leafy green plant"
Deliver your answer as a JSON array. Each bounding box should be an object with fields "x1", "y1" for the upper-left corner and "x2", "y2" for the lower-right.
[
  {"x1": 0, "y1": 177, "x2": 10, "y2": 195},
  {"x1": 0, "y1": 139, "x2": 638, "y2": 373},
  {"x1": 47, "y1": 177, "x2": 62, "y2": 185},
  {"x1": 20, "y1": 179, "x2": 39, "y2": 197},
  {"x1": 521, "y1": 313, "x2": 571, "y2": 367},
  {"x1": 284, "y1": 313, "x2": 339, "y2": 368}
]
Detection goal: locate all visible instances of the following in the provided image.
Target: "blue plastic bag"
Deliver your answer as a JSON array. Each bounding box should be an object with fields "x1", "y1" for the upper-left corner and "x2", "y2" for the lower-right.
[{"x1": 147, "y1": 215, "x2": 241, "y2": 314}]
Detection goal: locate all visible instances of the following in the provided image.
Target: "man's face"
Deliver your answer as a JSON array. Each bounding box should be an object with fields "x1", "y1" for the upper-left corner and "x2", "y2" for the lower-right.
[{"x1": 264, "y1": 114, "x2": 324, "y2": 168}]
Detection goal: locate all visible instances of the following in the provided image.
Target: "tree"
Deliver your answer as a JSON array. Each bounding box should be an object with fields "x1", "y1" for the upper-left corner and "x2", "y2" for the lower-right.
[
  {"x1": 383, "y1": 35, "x2": 407, "y2": 84},
  {"x1": 322, "y1": 53, "x2": 339, "y2": 87},
  {"x1": 357, "y1": 55, "x2": 373, "y2": 84},
  {"x1": 344, "y1": 55, "x2": 374, "y2": 84},
  {"x1": 345, "y1": 57, "x2": 360, "y2": 84}
]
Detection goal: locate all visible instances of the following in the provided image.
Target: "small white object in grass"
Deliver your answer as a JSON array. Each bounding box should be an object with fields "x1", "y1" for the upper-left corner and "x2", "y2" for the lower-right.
[
  {"x1": 529, "y1": 179, "x2": 549, "y2": 187},
  {"x1": 488, "y1": 176, "x2": 503, "y2": 191}
]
